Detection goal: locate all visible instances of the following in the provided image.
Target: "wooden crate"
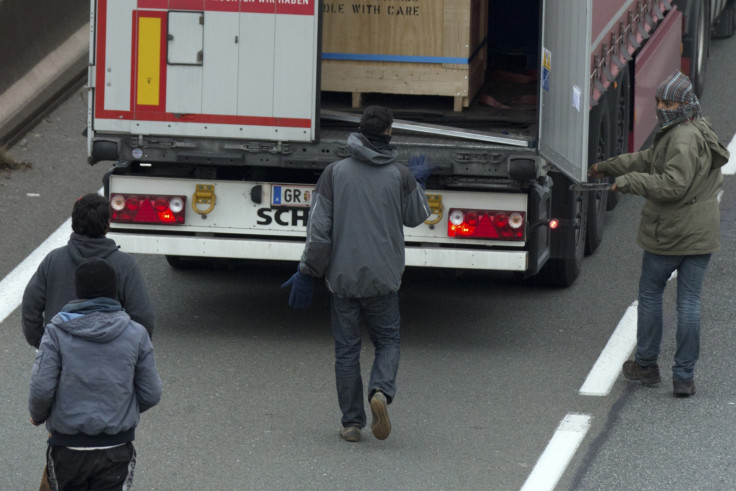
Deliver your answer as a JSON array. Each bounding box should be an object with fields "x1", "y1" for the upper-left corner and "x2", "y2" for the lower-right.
[{"x1": 321, "y1": 0, "x2": 489, "y2": 111}]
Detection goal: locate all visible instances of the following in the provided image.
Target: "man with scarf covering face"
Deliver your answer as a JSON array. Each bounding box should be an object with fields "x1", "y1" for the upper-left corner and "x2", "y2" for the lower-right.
[
  {"x1": 283, "y1": 106, "x2": 430, "y2": 441},
  {"x1": 589, "y1": 70, "x2": 729, "y2": 397}
]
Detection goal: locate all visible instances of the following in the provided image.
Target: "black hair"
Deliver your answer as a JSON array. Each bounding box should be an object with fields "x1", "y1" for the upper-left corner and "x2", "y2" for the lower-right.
[
  {"x1": 359, "y1": 105, "x2": 393, "y2": 136},
  {"x1": 71, "y1": 193, "x2": 111, "y2": 238}
]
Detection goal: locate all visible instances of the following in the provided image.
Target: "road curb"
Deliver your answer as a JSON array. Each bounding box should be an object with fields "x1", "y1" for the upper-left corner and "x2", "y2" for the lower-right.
[{"x1": 0, "y1": 24, "x2": 89, "y2": 148}]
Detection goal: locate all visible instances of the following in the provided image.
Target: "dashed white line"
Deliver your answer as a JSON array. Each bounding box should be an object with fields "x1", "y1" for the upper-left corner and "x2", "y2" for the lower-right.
[
  {"x1": 579, "y1": 302, "x2": 638, "y2": 396},
  {"x1": 520, "y1": 413, "x2": 592, "y2": 491}
]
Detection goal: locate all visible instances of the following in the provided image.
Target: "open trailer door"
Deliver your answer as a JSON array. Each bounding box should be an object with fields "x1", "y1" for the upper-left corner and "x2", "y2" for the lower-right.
[{"x1": 538, "y1": 0, "x2": 592, "y2": 183}]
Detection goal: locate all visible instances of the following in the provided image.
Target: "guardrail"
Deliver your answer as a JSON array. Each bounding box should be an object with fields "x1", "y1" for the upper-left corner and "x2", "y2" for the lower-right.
[{"x1": 0, "y1": 0, "x2": 90, "y2": 148}]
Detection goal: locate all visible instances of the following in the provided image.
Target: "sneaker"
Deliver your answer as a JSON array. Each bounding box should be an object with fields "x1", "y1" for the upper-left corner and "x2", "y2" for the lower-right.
[
  {"x1": 673, "y1": 379, "x2": 696, "y2": 397},
  {"x1": 339, "y1": 425, "x2": 362, "y2": 442},
  {"x1": 369, "y1": 391, "x2": 391, "y2": 440},
  {"x1": 622, "y1": 360, "x2": 661, "y2": 386}
]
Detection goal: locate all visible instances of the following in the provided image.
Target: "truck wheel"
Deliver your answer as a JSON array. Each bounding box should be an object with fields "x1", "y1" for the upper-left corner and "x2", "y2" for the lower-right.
[
  {"x1": 713, "y1": 0, "x2": 736, "y2": 38},
  {"x1": 607, "y1": 65, "x2": 631, "y2": 211},
  {"x1": 684, "y1": 0, "x2": 710, "y2": 97},
  {"x1": 585, "y1": 96, "x2": 611, "y2": 255},
  {"x1": 165, "y1": 255, "x2": 197, "y2": 269},
  {"x1": 536, "y1": 174, "x2": 588, "y2": 287}
]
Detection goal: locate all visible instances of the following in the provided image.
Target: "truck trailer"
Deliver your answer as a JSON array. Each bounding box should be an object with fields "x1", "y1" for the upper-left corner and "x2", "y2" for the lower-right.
[{"x1": 87, "y1": 0, "x2": 735, "y2": 286}]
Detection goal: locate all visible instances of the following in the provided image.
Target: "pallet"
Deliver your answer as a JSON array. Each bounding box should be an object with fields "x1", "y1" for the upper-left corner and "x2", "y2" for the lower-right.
[{"x1": 321, "y1": 45, "x2": 487, "y2": 112}]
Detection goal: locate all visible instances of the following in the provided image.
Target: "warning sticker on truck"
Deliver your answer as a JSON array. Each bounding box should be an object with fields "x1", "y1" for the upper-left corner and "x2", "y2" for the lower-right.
[{"x1": 542, "y1": 47, "x2": 551, "y2": 92}]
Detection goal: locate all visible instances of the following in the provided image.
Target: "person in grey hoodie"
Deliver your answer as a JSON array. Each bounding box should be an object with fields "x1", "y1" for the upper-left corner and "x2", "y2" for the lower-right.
[
  {"x1": 22, "y1": 193, "x2": 154, "y2": 349},
  {"x1": 282, "y1": 106, "x2": 431, "y2": 442},
  {"x1": 589, "y1": 70, "x2": 729, "y2": 397},
  {"x1": 29, "y1": 257, "x2": 162, "y2": 490}
]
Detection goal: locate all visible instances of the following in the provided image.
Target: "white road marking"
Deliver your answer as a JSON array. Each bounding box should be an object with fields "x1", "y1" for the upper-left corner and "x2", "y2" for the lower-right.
[
  {"x1": 722, "y1": 131, "x2": 736, "y2": 175},
  {"x1": 0, "y1": 218, "x2": 71, "y2": 325},
  {"x1": 520, "y1": 413, "x2": 592, "y2": 491},
  {"x1": 579, "y1": 302, "x2": 638, "y2": 396}
]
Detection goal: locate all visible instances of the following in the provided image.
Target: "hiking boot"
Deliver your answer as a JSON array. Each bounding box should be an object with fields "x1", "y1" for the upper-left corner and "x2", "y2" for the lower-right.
[
  {"x1": 339, "y1": 425, "x2": 362, "y2": 442},
  {"x1": 369, "y1": 391, "x2": 391, "y2": 440},
  {"x1": 673, "y1": 379, "x2": 696, "y2": 397},
  {"x1": 622, "y1": 360, "x2": 661, "y2": 386}
]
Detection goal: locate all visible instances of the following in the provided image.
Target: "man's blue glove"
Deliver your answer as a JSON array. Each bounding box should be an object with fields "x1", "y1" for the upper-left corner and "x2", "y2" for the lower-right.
[
  {"x1": 281, "y1": 270, "x2": 315, "y2": 309},
  {"x1": 408, "y1": 155, "x2": 432, "y2": 189}
]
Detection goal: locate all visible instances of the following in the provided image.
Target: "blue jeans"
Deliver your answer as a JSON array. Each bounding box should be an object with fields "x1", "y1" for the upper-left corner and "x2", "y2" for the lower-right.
[
  {"x1": 636, "y1": 251, "x2": 711, "y2": 382},
  {"x1": 331, "y1": 292, "x2": 400, "y2": 428}
]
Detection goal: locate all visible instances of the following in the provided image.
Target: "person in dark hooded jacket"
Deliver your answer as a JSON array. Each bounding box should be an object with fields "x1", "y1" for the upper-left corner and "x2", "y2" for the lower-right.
[
  {"x1": 22, "y1": 193, "x2": 154, "y2": 348},
  {"x1": 283, "y1": 105, "x2": 430, "y2": 442},
  {"x1": 29, "y1": 257, "x2": 161, "y2": 490},
  {"x1": 589, "y1": 70, "x2": 729, "y2": 397}
]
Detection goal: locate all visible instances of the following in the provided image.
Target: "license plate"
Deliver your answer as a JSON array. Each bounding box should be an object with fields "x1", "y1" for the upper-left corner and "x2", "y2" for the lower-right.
[{"x1": 271, "y1": 185, "x2": 314, "y2": 208}]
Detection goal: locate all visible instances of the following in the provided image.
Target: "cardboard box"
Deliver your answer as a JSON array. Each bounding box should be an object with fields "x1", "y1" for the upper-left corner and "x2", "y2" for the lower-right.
[{"x1": 321, "y1": 0, "x2": 488, "y2": 111}]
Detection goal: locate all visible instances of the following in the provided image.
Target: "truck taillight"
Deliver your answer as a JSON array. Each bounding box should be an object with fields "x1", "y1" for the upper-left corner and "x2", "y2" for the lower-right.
[
  {"x1": 110, "y1": 194, "x2": 186, "y2": 225},
  {"x1": 447, "y1": 209, "x2": 525, "y2": 240}
]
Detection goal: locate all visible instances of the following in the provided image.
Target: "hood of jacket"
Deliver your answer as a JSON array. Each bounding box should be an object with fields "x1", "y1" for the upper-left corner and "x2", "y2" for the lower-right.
[
  {"x1": 690, "y1": 118, "x2": 730, "y2": 169},
  {"x1": 67, "y1": 233, "x2": 119, "y2": 266},
  {"x1": 51, "y1": 298, "x2": 129, "y2": 343},
  {"x1": 346, "y1": 133, "x2": 398, "y2": 166}
]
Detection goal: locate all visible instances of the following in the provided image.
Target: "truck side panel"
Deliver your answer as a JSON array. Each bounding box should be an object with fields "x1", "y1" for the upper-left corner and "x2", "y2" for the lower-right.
[{"x1": 633, "y1": 8, "x2": 682, "y2": 150}]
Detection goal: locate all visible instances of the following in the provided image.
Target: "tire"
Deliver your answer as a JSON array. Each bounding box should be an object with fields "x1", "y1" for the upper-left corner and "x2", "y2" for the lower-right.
[
  {"x1": 713, "y1": 0, "x2": 736, "y2": 38},
  {"x1": 585, "y1": 96, "x2": 611, "y2": 255},
  {"x1": 536, "y1": 174, "x2": 588, "y2": 288},
  {"x1": 606, "y1": 64, "x2": 631, "y2": 211},
  {"x1": 686, "y1": 0, "x2": 710, "y2": 97},
  {"x1": 165, "y1": 255, "x2": 202, "y2": 269}
]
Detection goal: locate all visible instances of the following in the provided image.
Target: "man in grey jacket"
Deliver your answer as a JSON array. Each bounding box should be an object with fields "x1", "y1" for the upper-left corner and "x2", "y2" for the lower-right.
[
  {"x1": 22, "y1": 193, "x2": 154, "y2": 348},
  {"x1": 283, "y1": 106, "x2": 430, "y2": 442},
  {"x1": 29, "y1": 257, "x2": 161, "y2": 490}
]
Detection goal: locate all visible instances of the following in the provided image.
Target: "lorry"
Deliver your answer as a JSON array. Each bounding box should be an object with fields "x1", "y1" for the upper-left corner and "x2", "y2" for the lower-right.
[{"x1": 87, "y1": 0, "x2": 736, "y2": 287}]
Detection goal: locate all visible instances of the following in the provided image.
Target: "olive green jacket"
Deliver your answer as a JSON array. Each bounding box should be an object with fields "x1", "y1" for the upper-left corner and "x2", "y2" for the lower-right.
[{"x1": 596, "y1": 118, "x2": 728, "y2": 255}]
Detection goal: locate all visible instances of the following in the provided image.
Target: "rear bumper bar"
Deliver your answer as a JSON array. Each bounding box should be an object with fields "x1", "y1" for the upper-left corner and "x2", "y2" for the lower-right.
[{"x1": 108, "y1": 233, "x2": 528, "y2": 271}]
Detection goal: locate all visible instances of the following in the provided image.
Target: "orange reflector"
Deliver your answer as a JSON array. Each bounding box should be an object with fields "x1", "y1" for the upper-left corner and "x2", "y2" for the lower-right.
[{"x1": 549, "y1": 219, "x2": 560, "y2": 229}]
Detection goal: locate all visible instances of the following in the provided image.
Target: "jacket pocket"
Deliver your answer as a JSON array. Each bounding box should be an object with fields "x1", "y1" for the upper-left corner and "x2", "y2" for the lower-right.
[
  {"x1": 682, "y1": 199, "x2": 720, "y2": 250},
  {"x1": 639, "y1": 206, "x2": 660, "y2": 243}
]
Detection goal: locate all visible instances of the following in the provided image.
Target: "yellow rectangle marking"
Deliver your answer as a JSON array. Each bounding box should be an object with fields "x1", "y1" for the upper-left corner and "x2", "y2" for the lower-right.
[{"x1": 137, "y1": 17, "x2": 161, "y2": 106}]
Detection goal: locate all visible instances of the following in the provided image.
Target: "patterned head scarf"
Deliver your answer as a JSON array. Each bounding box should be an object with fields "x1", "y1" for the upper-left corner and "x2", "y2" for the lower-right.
[{"x1": 655, "y1": 70, "x2": 703, "y2": 128}]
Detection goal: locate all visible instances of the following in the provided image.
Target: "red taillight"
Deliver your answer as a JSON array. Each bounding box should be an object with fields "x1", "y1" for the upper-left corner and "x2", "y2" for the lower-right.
[
  {"x1": 447, "y1": 209, "x2": 525, "y2": 240},
  {"x1": 153, "y1": 197, "x2": 169, "y2": 212},
  {"x1": 110, "y1": 194, "x2": 186, "y2": 225},
  {"x1": 125, "y1": 196, "x2": 140, "y2": 211}
]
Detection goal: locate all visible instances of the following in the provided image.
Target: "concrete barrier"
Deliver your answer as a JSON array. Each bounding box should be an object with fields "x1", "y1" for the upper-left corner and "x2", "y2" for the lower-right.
[{"x1": 0, "y1": 0, "x2": 90, "y2": 147}]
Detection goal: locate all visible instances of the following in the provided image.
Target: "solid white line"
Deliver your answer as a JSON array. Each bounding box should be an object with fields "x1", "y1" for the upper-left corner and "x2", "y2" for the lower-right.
[
  {"x1": 0, "y1": 189, "x2": 103, "y2": 326},
  {"x1": 520, "y1": 413, "x2": 592, "y2": 491},
  {"x1": 722, "y1": 131, "x2": 736, "y2": 175},
  {"x1": 0, "y1": 219, "x2": 72, "y2": 325},
  {"x1": 579, "y1": 303, "x2": 638, "y2": 396}
]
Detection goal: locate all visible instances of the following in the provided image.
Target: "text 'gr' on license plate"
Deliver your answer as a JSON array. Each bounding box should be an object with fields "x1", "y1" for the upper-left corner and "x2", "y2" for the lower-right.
[{"x1": 271, "y1": 185, "x2": 314, "y2": 208}]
